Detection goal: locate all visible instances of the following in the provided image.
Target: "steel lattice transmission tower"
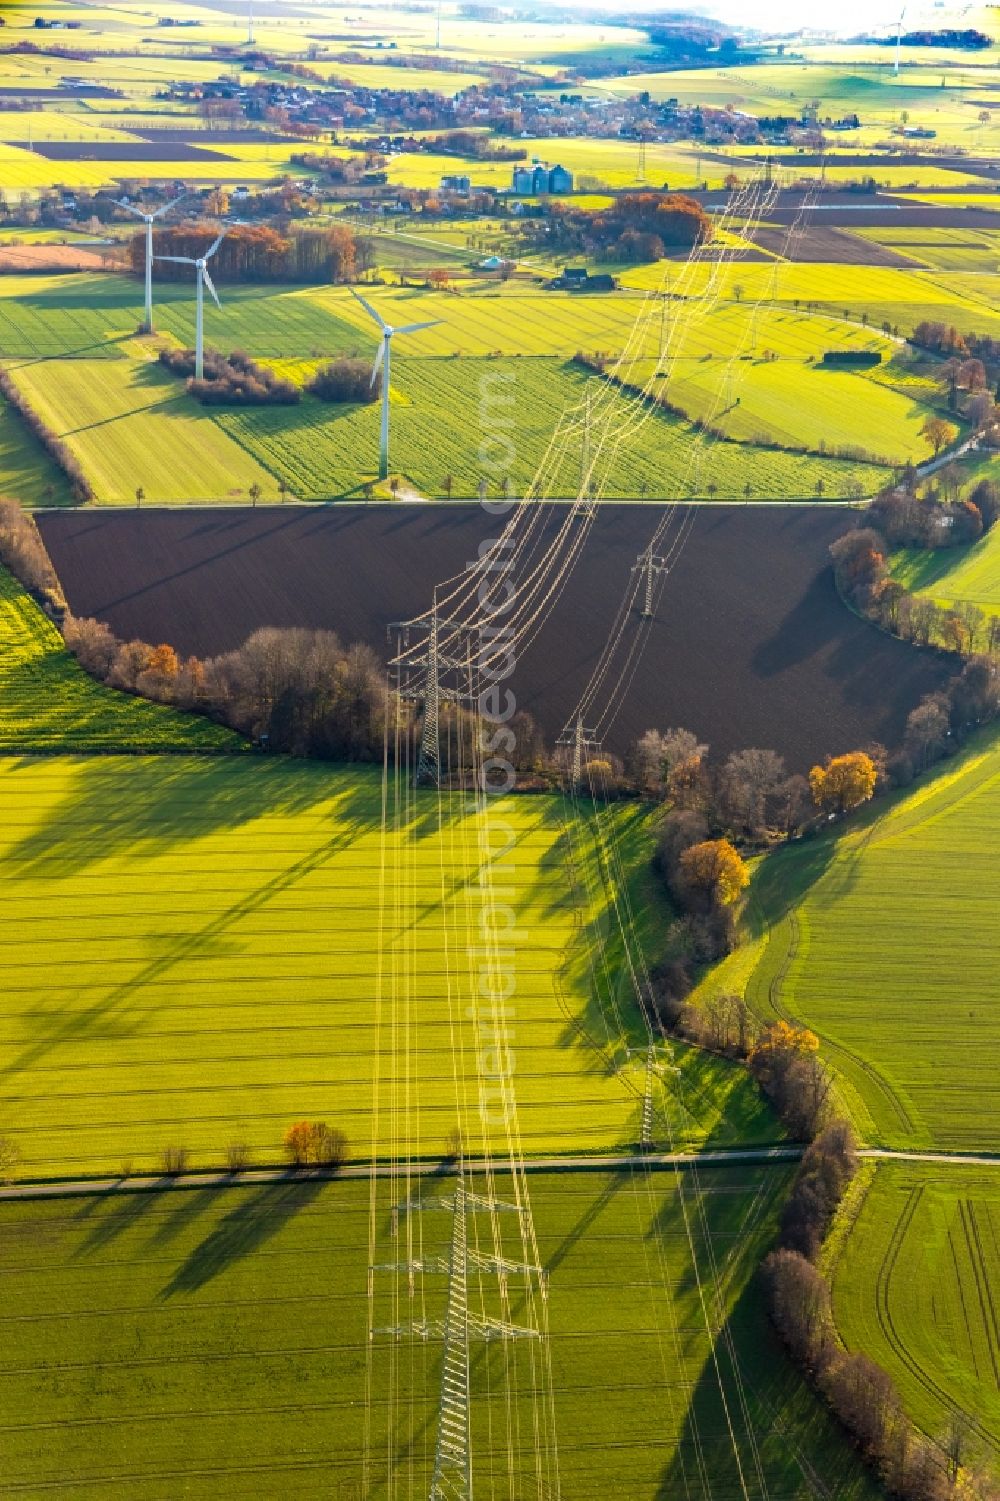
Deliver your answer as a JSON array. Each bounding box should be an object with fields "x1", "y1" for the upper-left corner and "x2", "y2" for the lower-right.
[
  {"x1": 372, "y1": 1173, "x2": 549, "y2": 1501},
  {"x1": 557, "y1": 716, "x2": 601, "y2": 788},
  {"x1": 632, "y1": 547, "x2": 669, "y2": 619},
  {"x1": 390, "y1": 600, "x2": 477, "y2": 787}
]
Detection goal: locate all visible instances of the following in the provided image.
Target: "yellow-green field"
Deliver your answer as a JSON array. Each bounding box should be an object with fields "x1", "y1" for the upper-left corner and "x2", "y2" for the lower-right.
[
  {"x1": 0, "y1": 757, "x2": 775, "y2": 1177},
  {"x1": 7, "y1": 357, "x2": 277, "y2": 503},
  {"x1": 739, "y1": 728, "x2": 1000, "y2": 1151}
]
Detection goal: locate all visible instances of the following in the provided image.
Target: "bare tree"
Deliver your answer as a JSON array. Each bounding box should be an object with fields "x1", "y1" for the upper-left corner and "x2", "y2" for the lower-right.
[
  {"x1": 762, "y1": 1247, "x2": 833, "y2": 1369},
  {"x1": 719, "y1": 747, "x2": 786, "y2": 837},
  {"x1": 904, "y1": 695, "x2": 950, "y2": 771}
]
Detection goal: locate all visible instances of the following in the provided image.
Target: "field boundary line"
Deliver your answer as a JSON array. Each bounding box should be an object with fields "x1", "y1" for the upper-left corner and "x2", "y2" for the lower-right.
[
  {"x1": 0, "y1": 1148, "x2": 805, "y2": 1201},
  {"x1": 4, "y1": 1146, "x2": 1000, "y2": 1203}
]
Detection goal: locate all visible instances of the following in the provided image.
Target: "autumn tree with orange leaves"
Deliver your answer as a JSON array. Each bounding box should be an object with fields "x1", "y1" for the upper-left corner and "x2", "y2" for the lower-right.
[
  {"x1": 678, "y1": 838, "x2": 749, "y2": 908},
  {"x1": 809, "y1": 752, "x2": 877, "y2": 816}
]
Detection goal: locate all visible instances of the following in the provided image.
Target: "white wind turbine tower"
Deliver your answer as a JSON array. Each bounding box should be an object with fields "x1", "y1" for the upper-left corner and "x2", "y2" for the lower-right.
[
  {"x1": 118, "y1": 195, "x2": 185, "y2": 334},
  {"x1": 351, "y1": 291, "x2": 440, "y2": 481},
  {"x1": 155, "y1": 230, "x2": 227, "y2": 380},
  {"x1": 895, "y1": 6, "x2": 906, "y2": 75}
]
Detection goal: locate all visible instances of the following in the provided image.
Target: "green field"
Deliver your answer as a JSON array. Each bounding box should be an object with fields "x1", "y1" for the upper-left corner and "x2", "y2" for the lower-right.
[
  {"x1": 892, "y1": 513, "x2": 1000, "y2": 617},
  {"x1": 4, "y1": 335, "x2": 892, "y2": 502},
  {"x1": 0, "y1": 1169, "x2": 882, "y2": 1500},
  {"x1": 736, "y1": 728, "x2": 1000, "y2": 1151},
  {"x1": 212, "y1": 355, "x2": 888, "y2": 500},
  {"x1": 650, "y1": 355, "x2": 938, "y2": 465},
  {"x1": 7, "y1": 356, "x2": 279, "y2": 504},
  {"x1": 0, "y1": 757, "x2": 776, "y2": 1178},
  {"x1": 0, "y1": 272, "x2": 958, "y2": 502},
  {"x1": 0, "y1": 391, "x2": 72, "y2": 506},
  {"x1": 833, "y1": 1162, "x2": 1000, "y2": 1469},
  {"x1": 0, "y1": 568, "x2": 240, "y2": 752}
]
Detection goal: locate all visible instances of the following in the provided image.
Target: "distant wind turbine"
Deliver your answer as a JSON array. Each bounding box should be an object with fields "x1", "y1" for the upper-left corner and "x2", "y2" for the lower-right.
[
  {"x1": 118, "y1": 194, "x2": 185, "y2": 334},
  {"x1": 155, "y1": 229, "x2": 226, "y2": 380},
  {"x1": 351, "y1": 291, "x2": 440, "y2": 481},
  {"x1": 895, "y1": 5, "x2": 906, "y2": 76}
]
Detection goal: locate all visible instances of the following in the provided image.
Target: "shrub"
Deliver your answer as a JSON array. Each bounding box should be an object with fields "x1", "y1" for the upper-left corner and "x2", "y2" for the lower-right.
[
  {"x1": 161, "y1": 1144, "x2": 188, "y2": 1175},
  {"x1": 283, "y1": 1120, "x2": 348, "y2": 1167},
  {"x1": 158, "y1": 346, "x2": 300, "y2": 406},
  {"x1": 225, "y1": 1140, "x2": 251, "y2": 1172},
  {"x1": 307, "y1": 357, "x2": 381, "y2": 404}
]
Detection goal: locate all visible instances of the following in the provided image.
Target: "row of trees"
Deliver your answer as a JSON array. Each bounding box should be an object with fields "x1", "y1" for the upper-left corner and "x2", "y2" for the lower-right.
[
  {"x1": 913, "y1": 320, "x2": 1000, "y2": 370},
  {"x1": 665, "y1": 975, "x2": 988, "y2": 1496},
  {"x1": 637, "y1": 726, "x2": 879, "y2": 839},
  {"x1": 0, "y1": 498, "x2": 64, "y2": 610},
  {"x1": 158, "y1": 346, "x2": 300, "y2": 406},
  {"x1": 63, "y1": 616, "x2": 398, "y2": 761},
  {"x1": 648, "y1": 735, "x2": 878, "y2": 1011},
  {"x1": 832, "y1": 512, "x2": 1000, "y2": 666},
  {"x1": 426, "y1": 129, "x2": 526, "y2": 161},
  {"x1": 643, "y1": 724, "x2": 879, "y2": 987},
  {"x1": 868, "y1": 479, "x2": 999, "y2": 550},
  {"x1": 0, "y1": 370, "x2": 92, "y2": 503},
  {"x1": 133, "y1": 223, "x2": 371, "y2": 285},
  {"x1": 762, "y1": 1140, "x2": 988, "y2": 1500}
]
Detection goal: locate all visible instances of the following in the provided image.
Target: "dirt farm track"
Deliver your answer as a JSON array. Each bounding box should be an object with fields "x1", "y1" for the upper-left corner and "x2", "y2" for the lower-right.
[{"x1": 40, "y1": 503, "x2": 956, "y2": 768}]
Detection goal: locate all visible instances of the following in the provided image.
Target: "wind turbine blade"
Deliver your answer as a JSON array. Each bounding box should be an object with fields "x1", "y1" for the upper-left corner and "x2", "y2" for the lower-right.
[
  {"x1": 350, "y1": 288, "x2": 390, "y2": 332},
  {"x1": 370, "y1": 340, "x2": 386, "y2": 387},
  {"x1": 117, "y1": 200, "x2": 144, "y2": 219},
  {"x1": 155, "y1": 255, "x2": 196, "y2": 264},
  {"x1": 205, "y1": 230, "x2": 227, "y2": 259},
  {"x1": 151, "y1": 194, "x2": 186, "y2": 220},
  {"x1": 202, "y1": 267, "x2": 222, "y2": 310},
  {"x1": 396, "y1": 319, "x2": 442, "y2": 336}
]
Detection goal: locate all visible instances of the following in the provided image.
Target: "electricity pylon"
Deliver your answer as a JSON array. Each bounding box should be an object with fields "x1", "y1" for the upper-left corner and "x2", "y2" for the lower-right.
[
  {"x1": 372, "y1": 1173, "x2": 548, "y2": 1501},
  {"x1": 390, "y1": 599, "x2": 476, "y2": 787},
  {"x1": 632, "y1": 547, "x2": 669, "y2": 618},
  {"x1": 557, "y1": 716, "x2": 601, "y2": 788}
]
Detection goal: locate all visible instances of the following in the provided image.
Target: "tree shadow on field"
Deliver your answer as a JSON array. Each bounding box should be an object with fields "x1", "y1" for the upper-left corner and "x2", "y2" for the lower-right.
[
  {"x1": 751, "y1": 570, "x2": 839, "y2": 678},
  {"x1": 71, "y1": 1184, "x2": 159, "y2": 1257},
  {"x1": 542, "y1": 1172, "x2": 627, "y2": 1278},
  {"x1": 5, "y1": 757, "x2": 381, "y2": 879},
  {"x1": 71, "y1": 1183, "x2": 220, "y2": 1259},
  {"x1": 160, "y1": 1178, "x2": 326, "y2": 1297},
  {"x1": 1, "y1": 763, "x2": 382, "y2": 1081},
  {"x1": 655, "y1": 1269, "x2": 872, "y2": 1501}
]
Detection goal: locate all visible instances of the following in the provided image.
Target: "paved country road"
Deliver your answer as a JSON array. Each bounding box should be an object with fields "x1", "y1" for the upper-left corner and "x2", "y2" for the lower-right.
[{"x1": 1, "y1": 1145, "x2": 997, "y2": 1203}]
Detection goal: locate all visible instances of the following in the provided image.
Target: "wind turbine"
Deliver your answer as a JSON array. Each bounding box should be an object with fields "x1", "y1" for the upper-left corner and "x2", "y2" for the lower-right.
[
  {"x1": 118, "y1": 194, "x2": 185, "y2": 334},
  {"x1": 895, "y1": 5, "x2": 906, "y2": 76},
  {"x1": 155, "y1": 230, "x2": 227, "y2": 380},
  {"x1": 351, "y1": 291, "x2": 440, "y2": 481}
]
